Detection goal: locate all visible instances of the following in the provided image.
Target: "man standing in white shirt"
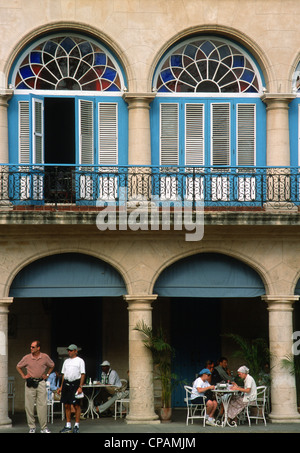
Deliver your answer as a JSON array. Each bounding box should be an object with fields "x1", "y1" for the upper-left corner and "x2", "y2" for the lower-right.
[{"x1": 58, "y1": 344, "x2": 86, "y2": 433}]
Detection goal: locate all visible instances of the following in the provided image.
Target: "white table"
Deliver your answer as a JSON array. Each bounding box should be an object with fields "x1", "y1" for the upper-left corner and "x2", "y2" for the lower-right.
[
  {"x1": 82, "y1": 383, "x2": 116, "y2": 419},
  {"x1": 212, "y1": 389, "x2": 240, "y2": 427}
]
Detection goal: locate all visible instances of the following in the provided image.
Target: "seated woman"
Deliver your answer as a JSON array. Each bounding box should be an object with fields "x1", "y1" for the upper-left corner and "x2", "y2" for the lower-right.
[
  {"x1": 190, "y1": 368, "x2": 218, "y2": 426},
  {"x1": 227, "y1": 366, "x2": 257, "y2": 422}
]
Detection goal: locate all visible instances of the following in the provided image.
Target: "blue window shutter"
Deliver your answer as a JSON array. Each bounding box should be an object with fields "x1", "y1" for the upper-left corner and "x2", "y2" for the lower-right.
[
  {"x1": 79, "y1": 99, "x2": 94, "y2": 165},
  {"x1": 19, "y1": 100, "x2": 30, "y2": 164},
  {"x1": 98, "y1": 102, "x2": 118, "y2": 165},
  {"x1": 211, "y1": 103, "x2": 230, "y2": 166},
  {"x1": 160, "y1": 103, "x2": 179, "y2": 165},
  {"x1": 237, "y1": 103, "x2": 256, "y2": 166}
]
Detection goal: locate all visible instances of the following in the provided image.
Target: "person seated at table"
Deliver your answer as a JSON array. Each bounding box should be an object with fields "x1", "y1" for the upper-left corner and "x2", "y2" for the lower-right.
[
  {"x1": 47, "y1": 368, "x2": 62, "y2": 401},
  {"x1": 95, "y1": 360, "x2": 125, "y2": 416},
  {"x1": 227, "y1": 366, "x2": 257, "y2": 423},
  {"x1": 190, "y1": 368, "x2": 218, "y2": 426},
  {"x1": 211, "y1": 357, "x2": 231, "y2": 385},
  {"x1": 205, "y1": 360, "x2": 215, "y2": 383}
]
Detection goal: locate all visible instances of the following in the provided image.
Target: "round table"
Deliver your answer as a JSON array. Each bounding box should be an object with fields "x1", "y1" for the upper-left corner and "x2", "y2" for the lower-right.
[
  {"x1": 212, "y1": 389, "x2": 240, "y2": 427},
  {"x1": 82, "y1": 383, "x2": 115, "y2": 419}
]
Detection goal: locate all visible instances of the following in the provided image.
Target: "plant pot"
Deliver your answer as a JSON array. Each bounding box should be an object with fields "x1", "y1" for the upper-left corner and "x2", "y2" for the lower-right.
[{"x1": 160, "y1": 407, "x2": 172, "y2": 423}]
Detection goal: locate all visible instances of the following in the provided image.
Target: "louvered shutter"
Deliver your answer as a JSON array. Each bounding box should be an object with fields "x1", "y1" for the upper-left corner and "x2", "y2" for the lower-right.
[
  {"x1": 19, "y1": 101, "x2": 30, "y2": 164},
  {"x1": 98, "y1": 103, "x2": 118, "y2": 200},
  {"x1": 211, "y1": 103, "x2": 230, "y2": 166},
  {"x1": 98, "y1": 103, "x2": 118, "y2": 165},
  {"x1": 237, "y1": 104, "x2": 256, "y2": 166},
  {"x1": 33, "y1": 98, "x2": 43, "y2": 164},
  {"x1": 185, "y1": 103, "x2": 204, "y2": 165},
  {"x1": 79, "y1": 100, "x2": 94, "y2": 200},
  {"x1": 160, "y1": 103, "x2": 179, "y2": 165},
  {"x1": 79, "y1": 99, "x2": 94, "y2": 165}
]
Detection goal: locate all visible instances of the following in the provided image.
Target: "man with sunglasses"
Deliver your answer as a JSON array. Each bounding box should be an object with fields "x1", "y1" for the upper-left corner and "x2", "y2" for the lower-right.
[
  {"x1": 58, "y1": 344, "x2": 86, "y2": 433},
  {"x1": 16, "y1": 340, "x2": 54, "y2": 433}
]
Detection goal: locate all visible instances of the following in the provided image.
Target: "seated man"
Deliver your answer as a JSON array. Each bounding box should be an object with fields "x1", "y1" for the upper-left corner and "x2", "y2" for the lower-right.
[
  {"x1": 96, "y1": 360, "x2": 128, "y2": 415},
  {"x1": 211, "y1": 357, "x2": 231, "y2": 385}
]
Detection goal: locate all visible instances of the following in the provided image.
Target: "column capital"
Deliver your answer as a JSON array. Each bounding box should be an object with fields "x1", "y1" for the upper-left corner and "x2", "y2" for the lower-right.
[
  {"x1": 261, "y1": 93, "x2": 296, "y2": 106},
  {"x1": 0, "y1": 297, "x2": 13, "y2": 313},
  {"x1": 262, "y1": 295, "x2": 299, "y2": 311},
  {"x1": 124, "y1": 294, "x2": 158, "y2": 311},
  {"x1": 122, "y1": 92, "x2": 156, "y2": 109},
  {"x1": 0, "y1": 89, "x2": 13, "y2": 107}
]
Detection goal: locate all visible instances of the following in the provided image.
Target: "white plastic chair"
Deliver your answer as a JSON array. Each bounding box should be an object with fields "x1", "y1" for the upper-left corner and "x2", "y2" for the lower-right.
[
  {"x1": 46, "y1": 381, "x2": 64, "y2": 423},
  {"x1": 8, "y1": 377, "x2": 15, "y2": 415},
  {"x1": 184, "y1": 385, "x2": 207, "y2": 426},
  {"x1": 114, "y1": 379, "x2": 130, "y2": 419},
  {"x1": 245, "y1": 385, "x2": 267, "y2": 426}
]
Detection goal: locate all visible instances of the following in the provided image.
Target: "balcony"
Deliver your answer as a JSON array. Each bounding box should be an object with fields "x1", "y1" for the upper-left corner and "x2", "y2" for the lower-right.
[{"x1": 0, "y1": 164, "x2": 299, "y2": 211}]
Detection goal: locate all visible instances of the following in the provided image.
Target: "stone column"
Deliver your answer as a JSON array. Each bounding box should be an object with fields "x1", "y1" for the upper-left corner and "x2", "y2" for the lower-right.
[
  {"x1": 262, "y1": 295, "x2": 300, "y2": 423},
  {"x1": 261, "y1": 94, "x2": 296, "y2": 209},
  {"x1": 123, "y1": 93, "x2": 156, "y2": 202},
  {"x1": 0, "y1": 297, "x2": 13, "y2": 428},
  {"x1": 123, "y1": 93, "x2": 156, "y2": 166},
  {"x1": 0, "y1": 90, "x2": 13, "y2": 206},
  {"x1": 124, "y1": 294, "x2": 160, "y2": 424}
]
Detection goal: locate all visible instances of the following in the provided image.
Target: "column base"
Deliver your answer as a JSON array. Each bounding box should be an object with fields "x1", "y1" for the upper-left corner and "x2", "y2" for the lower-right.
[
  {"x1": 269, "y1": 413, "x2": 300, "y2": 423},
  {"x1": 125, "y1": 414, "x2": 160, "y2": 425},
  {"x1": 0, "y1": 416, "x2": 12, "y2": 428}
]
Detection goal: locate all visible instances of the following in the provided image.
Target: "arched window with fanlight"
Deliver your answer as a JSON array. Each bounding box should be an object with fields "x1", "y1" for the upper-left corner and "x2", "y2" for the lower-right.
[
  {"x1": 150, "y1": 36, "x2": 266, "y2": 204},
  {"x1": 8, "y1": 33, "x2": 128, "y2": 204}
]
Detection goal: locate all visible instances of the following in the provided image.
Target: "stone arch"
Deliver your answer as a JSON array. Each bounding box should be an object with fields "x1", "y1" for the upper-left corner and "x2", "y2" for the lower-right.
[
  {"x1": 3, "y1": 21, "x2": 133, "y2": 91},
  {"x1": 147, "y1": 24, "x2": 273, "y2": 92},
  {"x1": 4, "y1": 248, "x2": 129, "y2": 298},
  {"x1": 150, "y1": 247, "x2": 270, "y2": 296}
]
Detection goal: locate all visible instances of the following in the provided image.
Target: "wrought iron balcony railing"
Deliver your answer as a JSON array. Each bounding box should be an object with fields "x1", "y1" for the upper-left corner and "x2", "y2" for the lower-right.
[{"x1": 0, "y1": 164, "x2": 299, "y2": 210}]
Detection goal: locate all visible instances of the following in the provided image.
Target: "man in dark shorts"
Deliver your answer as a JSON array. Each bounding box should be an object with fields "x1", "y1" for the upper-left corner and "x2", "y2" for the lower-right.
[{"x1": 58, "y1": 344, "x2": 86, "y2": 433}]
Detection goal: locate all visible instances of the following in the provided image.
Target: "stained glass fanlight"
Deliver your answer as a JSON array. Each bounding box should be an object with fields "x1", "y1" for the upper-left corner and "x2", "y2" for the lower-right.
[
  {"x1": 14, "y1": 35, "x2": 122, "y2": 91},
  {"x1": 155, "y1": 38, "x2": 261, "y2": 93}
]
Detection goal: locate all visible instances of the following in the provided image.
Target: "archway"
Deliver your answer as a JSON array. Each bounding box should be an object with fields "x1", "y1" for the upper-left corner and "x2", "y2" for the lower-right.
[
  {"x1": 8, "y1": 253, "x2": 127, "y2": 406},
  {"x1": 153, "y1": 252, "x2": 266, "y2": 406}
]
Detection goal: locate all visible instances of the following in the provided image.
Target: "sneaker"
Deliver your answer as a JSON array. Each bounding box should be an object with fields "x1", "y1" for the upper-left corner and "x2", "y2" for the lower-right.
[
  {"x1": 60, "y1": 425, "x2": 72, "y2": 433},
  {"x1": 29, "y1": 428, "x2": 36, "y2": 433},
  {"x1": 73, "y1": 425, "x2": 80, "y2": 433},
  {"x1": 41, "y1": 427, "x2": 51, "y2": 433},
  {"x1": 206, "y1": 419, "x2": 216, "y2": 426}
]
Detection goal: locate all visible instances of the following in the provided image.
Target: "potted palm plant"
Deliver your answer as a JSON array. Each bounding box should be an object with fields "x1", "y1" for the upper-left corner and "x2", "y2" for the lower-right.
[
  {"x1": 226, "y1": 333, "x2": 271, "y2": 384},
  {"x1": 134, "y1": 320, "x2": 178, "y2": 422}
]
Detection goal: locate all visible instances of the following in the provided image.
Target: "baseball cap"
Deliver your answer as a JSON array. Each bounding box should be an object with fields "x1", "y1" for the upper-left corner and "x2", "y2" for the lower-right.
[
  {"x1": 100, "y1": 360, "x2": 110, "y2": 366},
  {"x1": 199, "y1": 368, "x2": 211, "y2": 375},
  {"x1": 67, "y1": 344, "x2": 78, "y2": 351}
]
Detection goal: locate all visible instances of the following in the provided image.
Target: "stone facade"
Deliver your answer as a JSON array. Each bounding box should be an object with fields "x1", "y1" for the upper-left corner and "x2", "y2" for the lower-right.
[{"x1": 0, "y1": 0, "x2": 300, "y2": 427}]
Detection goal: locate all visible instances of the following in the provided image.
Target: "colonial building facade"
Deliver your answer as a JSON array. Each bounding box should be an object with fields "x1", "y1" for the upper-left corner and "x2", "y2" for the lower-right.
[{"x1": 1, "y1": 0, "x2": 300, "y2": 427}]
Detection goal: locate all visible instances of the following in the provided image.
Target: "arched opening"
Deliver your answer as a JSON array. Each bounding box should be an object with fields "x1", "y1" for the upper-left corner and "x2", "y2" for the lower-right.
[
  {"x1": 153, "y1": 253, "x2": 267, "y2": 407},
  {"x1": 8, "y1": 253, "x2": 127, "y2": 411}
]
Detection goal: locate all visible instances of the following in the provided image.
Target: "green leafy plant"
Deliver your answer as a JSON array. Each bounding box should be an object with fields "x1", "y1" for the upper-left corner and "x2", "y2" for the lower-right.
[
  {"x1": 226, "y1": 333, "x2": 271, "y2": 384},
  {"x1": 281, "y1": 354, "x2": 300, "y2": 404},
  {"x1": 133, "y1": 320, "x2": 179, "y2": 408}
]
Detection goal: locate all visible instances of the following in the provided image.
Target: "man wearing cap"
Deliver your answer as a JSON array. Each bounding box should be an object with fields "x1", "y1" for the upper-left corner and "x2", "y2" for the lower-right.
[
  {"x1": 191, "y1": 368, "x2": 218, "y2": 426},
  {"x1": 95, "y1": 360, "x2": 123, "y2": 416},
  {"x1": 58, "y1": 344, "x2": 86, "y2": 433}
]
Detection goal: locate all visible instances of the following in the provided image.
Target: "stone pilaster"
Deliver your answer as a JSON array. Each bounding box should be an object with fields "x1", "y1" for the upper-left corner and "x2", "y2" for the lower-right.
[
  {"x1": 0, "y1": 90, "x2": 13, "y2": 207},
  {"x1": 262, "y1": 295, "x2": 300, "y2": 423},
  {"x1": 0, "y1": 297, "x2": 13, "y2": 428},
  {"x1": 124, "y1": 294, "x2": 160, "y2": 424}
]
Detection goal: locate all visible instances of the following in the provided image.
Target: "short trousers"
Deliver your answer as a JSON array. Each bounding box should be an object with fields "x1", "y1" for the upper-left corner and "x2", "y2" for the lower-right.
[{"x1": 60, "y1": 379, "x2": 81, "y2": 405}]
